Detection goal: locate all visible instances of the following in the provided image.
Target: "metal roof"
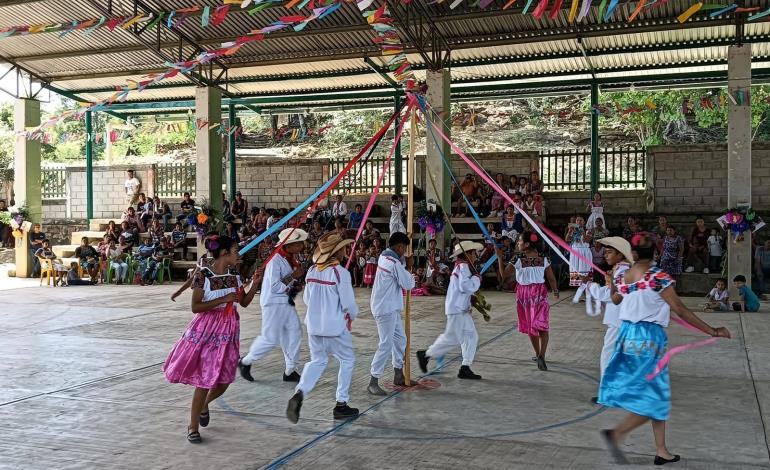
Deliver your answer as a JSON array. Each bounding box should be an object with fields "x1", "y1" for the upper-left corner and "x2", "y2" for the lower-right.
[{"x1": 1, "y1": 0, "x2": 769, "y2": 113}]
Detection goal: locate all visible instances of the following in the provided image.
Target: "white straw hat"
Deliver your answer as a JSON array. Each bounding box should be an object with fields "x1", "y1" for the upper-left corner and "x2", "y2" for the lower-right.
[
  {"x1": 450, "y1": 241, "x2": 484, "y2": 259},
  {"x1": 278, "y1": 228, "x2": 309, "y2": 246}
]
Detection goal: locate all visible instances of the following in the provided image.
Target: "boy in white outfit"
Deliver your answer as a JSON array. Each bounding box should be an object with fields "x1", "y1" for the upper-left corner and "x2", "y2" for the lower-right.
[
  {"x1": 239, "y1": 228, "x2": 307, "y2": 383},
  {"x1": 368, "y1": 232, "x2": 415, "y2": 396},
  {"x1": 581, "y1": 237, "x2": 633, "y2": 402},
  {"x1": 417, "y1": 241, "x2": 484, "y2": 380},
  {"x1": 287, "y1": 233, "x2": 359, "y2": 423}
]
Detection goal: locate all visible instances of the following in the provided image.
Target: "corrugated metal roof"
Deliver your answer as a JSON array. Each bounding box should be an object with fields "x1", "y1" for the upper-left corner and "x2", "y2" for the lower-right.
[{"x1": 1, "y1": 0, "x2": 769, "y2": 112}]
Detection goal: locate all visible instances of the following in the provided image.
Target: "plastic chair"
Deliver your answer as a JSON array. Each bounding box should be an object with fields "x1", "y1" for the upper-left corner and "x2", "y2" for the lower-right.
[
  {"x1": 105, "y1": 261, "x2": 118, "y2": 284},
  {"x1": 157, "y1": 258, "x2": 173, "y2": 284},
  {"x1": 38, "y1": 257, "x2": 56, "y2": 286},
  {"x1": 126, "y1": 255, "x2": 140, "y2": 285}
]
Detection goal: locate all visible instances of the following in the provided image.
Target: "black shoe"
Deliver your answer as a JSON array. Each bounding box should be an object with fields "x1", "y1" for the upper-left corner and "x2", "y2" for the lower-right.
[
  {"x1": 393, "y1": 368, "x2": 416, "y2": 387},
  {"x1": 199, "y1": 411, "x2": 210, "y2": 428},
  {"x1": 654, "y1": 455, "x2": 681, "y2": 466},
  {"x1": 367, "y1": 376, "x2": 387, "y2": 396},
  {"x1": 537, "y1": 356, "x2": 548, "y2": 371},
  {"x1": 286, "y1": 391, "x2": 303, "y2": 424},
  {"x1": 416, "y1": 350, "x2": 429, "y2": 373},
  {"x1": 187, "y1": 427, "x2": 202, "y2": 444},
  {"x1": 601, "y1": 429, "x2": 629, "y2": 465},
  {"x1": 457, "y1": 365, "x2": 481, "y2": 380},
  {"x1": 238, "y1": 357, "x2": 254, "y2": 382},
  {"x1": 333, "y1": 402, "x2": 360, "y2": 420},
  {"x1": 283, "y1": 371, "x2": 301, "y2": 382}
]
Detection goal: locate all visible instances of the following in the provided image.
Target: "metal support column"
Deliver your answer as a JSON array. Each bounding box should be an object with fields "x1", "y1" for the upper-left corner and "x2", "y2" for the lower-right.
[
  {"x1": 394, "y1": 95, "x2": 403, "y2": 195},
  {"x1": 85, "y1": 110, "x2": 94, "y2": 221},
  {"x1": 228, "y1": 103, "x2": 237, "y2": 201},
  {"x1": 590, "y1": 82, "x2": 600, "y2": 195}
]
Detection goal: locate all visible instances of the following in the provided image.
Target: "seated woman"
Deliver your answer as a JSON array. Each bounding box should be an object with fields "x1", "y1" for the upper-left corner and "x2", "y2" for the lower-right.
[
  {"x1": 74, "y1": 237, "x2": 100, "y2": 283},
  {"x1": 107, "y1": 238, "x2": 129, "y2": 285},
  {"x1": 121, "y1": 206, "x2": 145, "y2": 233},
  {"x1": 104, "y1": 220, "x2": 119, "y2": 241}
]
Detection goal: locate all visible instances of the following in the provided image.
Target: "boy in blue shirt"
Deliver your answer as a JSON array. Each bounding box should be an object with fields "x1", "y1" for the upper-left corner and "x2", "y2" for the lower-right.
[{"x1": 733, "y1": 275, "x2": 761, "y2": 312}]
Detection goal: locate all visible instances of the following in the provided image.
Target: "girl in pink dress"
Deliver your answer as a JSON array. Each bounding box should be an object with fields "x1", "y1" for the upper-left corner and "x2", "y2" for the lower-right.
[
  {"x1": 411, "y1": 267, "x2": 431, "y2": 296},
  {"x1": 163, "y1": 236, "x2": 261, "y2": 444},
  {"x1": 497, "y1": 231, "x2": 559, "y2": 371},
  {"x1": 363, "y1": 246, "x2": 378, "y2": 287}
]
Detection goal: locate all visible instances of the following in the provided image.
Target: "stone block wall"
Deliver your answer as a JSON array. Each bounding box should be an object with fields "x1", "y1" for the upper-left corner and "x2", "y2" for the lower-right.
[{"x1": 235, "y1": 158, "x2": 326, "y2": 207}]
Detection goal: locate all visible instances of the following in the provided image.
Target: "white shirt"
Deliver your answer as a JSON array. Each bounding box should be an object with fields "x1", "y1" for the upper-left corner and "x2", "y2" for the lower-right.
[
  {"x1": 332, "y1": 201, "x2": 347, "y2": 218},
  {"x1": 124, "y1": 177, "x2": 140, "y2": 195},
  {"x1": 445, "y1": 262, "x2": 480, "y2": 315},
  {"x1": 616, "y1": 267, "x2": 674, "y2": 327},
  {"x1": 707, "y1": 235, "x2": 723, "y2": 257},
  {"x1": 708, "y1": 287, "x2": 729, "y2": 303},
  {"x1": 586, "y1": 262, "x2": 630, "y2": 327},
  {"x1": 370, "y1": 250, "x2": 415, "y2": 316},
  {"x1": 303, "y1": 263, "x2": 358, "y2": 336},
  {"x1": 260, "y1": 252, "x2": 294, "y2": 307},
  {"x1": 513, "y1": 256, "x2": 551, "y2": 286}
]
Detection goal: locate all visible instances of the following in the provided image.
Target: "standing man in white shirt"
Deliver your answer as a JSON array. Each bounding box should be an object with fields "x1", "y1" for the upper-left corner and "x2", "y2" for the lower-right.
[
  {"x1": 331, "y1": 194, "x2": 348, "y2": 219},
  {"x1": 239, "y1": 228, "x2": 307, "y2": 383},
  {"x1": 368, "y1": 232, "x2": 415, "y2": 395},
  {"x1": 124, "y1": 169, "x2": 141, "y2": 207},
  {"x1": 417, "y1": 241, "x2": 483, "y2": 380},
  {"x1": 286, "y1": 233, "x2": 359, "y2": 423}
]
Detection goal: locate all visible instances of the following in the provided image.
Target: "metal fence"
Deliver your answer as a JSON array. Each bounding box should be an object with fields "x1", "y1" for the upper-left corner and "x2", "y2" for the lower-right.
[
  {"x1": 156, "y1": 162, "x2": 196, "y2": 198},
  {"x1": 329, "y1": 156, "x2": 405, "y2": 195},
  {"x1": 539, "y1": 147, "x2": 646, "y2": 192},
  {"x1": 41, "y1": 166, "x2": 67, "y2": 199}
]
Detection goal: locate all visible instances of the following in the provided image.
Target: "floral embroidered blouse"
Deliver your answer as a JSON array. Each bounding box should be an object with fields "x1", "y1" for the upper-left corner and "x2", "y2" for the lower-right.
[{"x1": 615, "y1": 266, "x2": 675, "y2": 327}]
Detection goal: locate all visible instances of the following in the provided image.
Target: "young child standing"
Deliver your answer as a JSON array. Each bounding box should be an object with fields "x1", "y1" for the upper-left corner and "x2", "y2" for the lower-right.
[
  {"x1": 703, "y1": 278, "x2": 729, "y2": 312},
  {"x1": 287, "y1": 233, "x2": 359, "y2": 423},
  {"x1": 163, "y1": 236, "x2": 260, "y2": 443},
  {"x1": 733, "y1": 275, "x2": 760, "y2": 312},
  {"x1": 368, "y1": 232, "x2": 415, "y2": 395},
  {"x1": 586, "y1": 192, "x2": 605, "y2": 230},
  {"x1": 707, "y1": 229, "x2": 724, "y2": 273},
  {"x1": 363, "y1": 245, "x2": 378, "y2": 287},
  {"x1": 497, "y1": 232, "x2": 559, "y2": 371},
  {"x1": 417, "y1": 241, "x2": 484, "y2": 380},
  {"x1": 390, "y1": 194, "x2": 406, "y2": 235},
  {"x1": 566, "y1": 216, "x2": 593, "y2": 287}
]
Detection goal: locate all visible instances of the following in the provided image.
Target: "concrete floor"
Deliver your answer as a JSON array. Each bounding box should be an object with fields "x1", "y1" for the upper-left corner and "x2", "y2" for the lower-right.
[{"x1": 0, "y1": 276, "x2": 768, "y2": 470}]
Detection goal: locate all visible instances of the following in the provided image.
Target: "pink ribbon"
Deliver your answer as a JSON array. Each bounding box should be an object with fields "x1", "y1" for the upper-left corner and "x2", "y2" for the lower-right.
[
  {"x1": 346, "y1": 97, "x2": 416, "y2": 268},
  {"x1": 415, "y1": 97, "x2": 605, "y2": 276},
  {"x1": 645, "y1": 317, "x2": 720, "y2": 380}
]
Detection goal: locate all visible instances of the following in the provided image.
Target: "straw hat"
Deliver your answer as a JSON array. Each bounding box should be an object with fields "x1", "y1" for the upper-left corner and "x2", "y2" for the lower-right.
[
  {"x1": 450, "y1": 240, "x2": 484, "y2": 259},
  {"x1": 597, "y1": 236, "x2": 635, "y2": 265},
  {"x1": 312, "y1": 232, "x2": 354, "y2": 264},
  {"x1": 278, "y1": 228, "x2": 308, "y2": 246}
]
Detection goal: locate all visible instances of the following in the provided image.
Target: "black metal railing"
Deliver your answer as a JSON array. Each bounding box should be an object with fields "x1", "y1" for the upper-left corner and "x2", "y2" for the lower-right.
[
  {"x1": 539, "y1": 147, "x2": 646, "y2": 191},
  {"x1": 156, "y1": 162, "x2": 196, "y2": 198},
  {"x1": 41, "y1": 166, "x2": 67, "y2": 199},
  {"x1": 329, "y1": 156, "x2": 405, "y2": 195}
]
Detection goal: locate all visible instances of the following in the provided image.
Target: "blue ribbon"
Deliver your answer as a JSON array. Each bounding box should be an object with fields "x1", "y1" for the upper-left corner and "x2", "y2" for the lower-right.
[{"x1": 416, "y1": 95, "x2": 498, "y2": 274}]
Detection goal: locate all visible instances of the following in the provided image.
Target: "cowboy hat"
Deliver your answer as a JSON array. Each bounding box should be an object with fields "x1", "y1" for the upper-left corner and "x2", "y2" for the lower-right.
[
  {"x1": 312, "y1": 232, "x2": 354, "y2": 264},
  {"x1": 450, "y1": 240, "x2": 484, "y2": 260},
  {"x1": 597, "y1": 236, "x2": 635, "y2": 265},
  {"x1": 278, "y1": 228, "x2": 308, "y2": 246}
]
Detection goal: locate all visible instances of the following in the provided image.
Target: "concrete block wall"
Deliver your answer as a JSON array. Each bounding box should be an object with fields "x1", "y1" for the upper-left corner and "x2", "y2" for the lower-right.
[
  {"x1": 650, "y1": 143, "x2": 770, "y2": 213},
  {"x1": 42, "y1": 199, "x2": 66, "y2": 220},
  {"x1": 235, "y1": 158, "x2": 327, "y2": 207},
  {"x1": 450, "y1": 151, "x2": 538, "y2": 181},
  {"x1": 68, "y1": 164, "x2": 152, "y2": 220}
]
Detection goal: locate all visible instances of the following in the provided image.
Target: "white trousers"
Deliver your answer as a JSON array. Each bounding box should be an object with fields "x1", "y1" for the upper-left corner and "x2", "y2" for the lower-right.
[
  {"x1": 600, "y1": 325, "x2": 620, "y2": 377},
  {"x1": 242, "y1": 304, "x2": 302, "y2": 374},
  {"x1": 370, "y1": 311, "x2": 406, "y2": 378},
  {"x1": 296, "y1": 331, "x2": 355, "y2": 403},
  {"x1": 426, "y1": 312, "x2": 478, "y2": 366}
]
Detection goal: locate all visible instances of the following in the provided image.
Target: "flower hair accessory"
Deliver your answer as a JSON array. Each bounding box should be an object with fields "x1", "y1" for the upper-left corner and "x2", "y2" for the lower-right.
[
  {"x1": 631, "y1": 233, "x2": 645, "y2": 247},
  {"x1": 529, "y1": 233, "x2": 538, "y2": 243}
]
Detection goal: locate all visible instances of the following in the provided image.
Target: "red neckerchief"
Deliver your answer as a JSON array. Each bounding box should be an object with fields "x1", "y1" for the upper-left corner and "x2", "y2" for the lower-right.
[{"x1": 279, "y1": 247, "x2": 299, "y2": 269}]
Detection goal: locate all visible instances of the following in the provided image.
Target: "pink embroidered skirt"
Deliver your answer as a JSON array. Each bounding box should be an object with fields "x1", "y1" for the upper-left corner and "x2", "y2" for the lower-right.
[
  {"x1": 516, "y1": 283, "x2": 550, "y2": 336},
  {"x1": 163, "y1": 307, "x2": 240, "y2": 389}
]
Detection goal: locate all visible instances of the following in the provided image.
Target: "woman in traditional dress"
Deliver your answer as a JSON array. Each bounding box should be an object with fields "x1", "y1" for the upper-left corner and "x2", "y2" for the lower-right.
[
  {"x1": 586, "y1": 192, "x2": 605, "y2": 230},
  {"x1": 599, "y1": 234, "x2": 730, "y2": 465},
  {"x1": 497, "y1": 231, "x2": 559, "y2": 371},
  {"x1": 566, "y1": 215, "x2": 593, "y2": 286},
  {"x1": 163, "y1": 236, "x2": 261, "y2": 443}
]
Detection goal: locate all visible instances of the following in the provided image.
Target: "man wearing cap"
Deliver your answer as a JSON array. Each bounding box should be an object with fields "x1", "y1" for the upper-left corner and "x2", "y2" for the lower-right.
[
  {"x1": 367, "y1": 232, "x2": 416, "y2": 396},
  {"x1": 239, "y1": 228, "x2": 307, "y2": 383},
  {"x1": 417, "y1": 240, "x2": 484, "y2": 380},
  {"x1": 286, "y1": 233, "x2": 359, "y2": 423},
  {"x1": 583, "y1": 236, "x2": 633, "y2": 399}
]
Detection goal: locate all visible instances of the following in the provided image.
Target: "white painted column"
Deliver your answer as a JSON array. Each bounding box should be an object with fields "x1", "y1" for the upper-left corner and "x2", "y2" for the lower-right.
[
  {"x1": 13, "y1": 98, "x2": 41, "y2": 278},
  {"x1": 727, "y1": 44, "x2": 752, "y2": 291},
  {"x1": 425, "y1": 69, "x2": 451, "y2": 248}
]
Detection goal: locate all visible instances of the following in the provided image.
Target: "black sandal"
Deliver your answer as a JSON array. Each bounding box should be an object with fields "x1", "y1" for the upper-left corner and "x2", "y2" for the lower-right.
[
  {"x1": 199, "y1": 411, "x2": 210, "y2": 428},
  {"x1": 187, "y1": 427, "x2": 202, "y2": 444}
]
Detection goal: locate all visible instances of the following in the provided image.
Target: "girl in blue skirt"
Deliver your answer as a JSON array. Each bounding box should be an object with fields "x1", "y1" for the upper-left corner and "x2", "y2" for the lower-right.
[{"x1": 599, "y1": 234, "x2": 731, "y2": 466}]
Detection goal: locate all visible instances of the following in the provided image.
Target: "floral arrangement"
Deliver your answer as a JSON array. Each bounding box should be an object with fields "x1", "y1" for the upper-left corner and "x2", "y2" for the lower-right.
[
  {"x1": 416, "y1": 199, "x2": 445, "y2": 236},
  {"x1": 0, "y1": 205, "x2": 30, "y2": 243},
  {"x1": 187, "y1": 198, "x2": 220, "y2": 240},
  {"x1": 718, "y1": 207, "x2": 765, "y2": 242}
]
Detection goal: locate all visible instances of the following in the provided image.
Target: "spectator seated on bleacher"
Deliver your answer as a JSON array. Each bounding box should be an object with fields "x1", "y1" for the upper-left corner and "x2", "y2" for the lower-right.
[
  {"x1": 122, "y1": 206, "x2": 145, "y2": 233},
  {"x1": 177, "y1": 192, "x2": 195, "y2": 225},
  {"x1": 104, "y1": 220, "x2": 119, "y2": 241},
  {"x1": 148, "y1": 218, "x2": 165, "y2": 245},
  {"x1": 136, "y1": 193, "x2": 152, "y2": 228},
  {"x1": 120, "y1": 221, "x2": 137, "y2": 248},
  {"x1": 75, "y1": 236, "x2": 100, "y2": 282},
  {"x1": 230, "y1": 191, "x2": 248, "y2": 223},
  {"x1": 107, "y1": 238, "x2": 129, "y2": 285},
  {"x1": 152, "y1": 196, "x2": 173, "y2": 229},
  {"x1": 135, "y1": 238, "x2": 156, "y2": 285},
  {"x1": 171, "y1": 222, "x2": 188, "y2": 260}
]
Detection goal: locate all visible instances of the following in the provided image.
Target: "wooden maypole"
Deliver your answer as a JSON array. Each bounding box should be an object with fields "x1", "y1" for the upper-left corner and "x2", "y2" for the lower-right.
[{"x1": 403, "y1": 108, "x2": 417, "y2": 385}]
